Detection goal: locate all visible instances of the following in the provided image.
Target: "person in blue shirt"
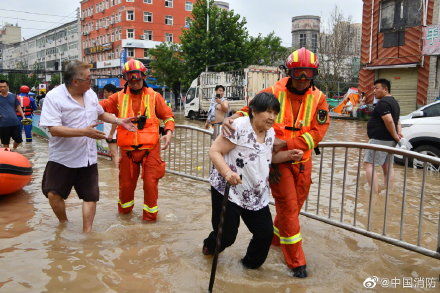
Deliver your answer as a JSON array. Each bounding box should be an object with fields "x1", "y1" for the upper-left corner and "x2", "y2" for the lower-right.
[
  {"x1": 0, "y1": 80, "x2": 25, "y2": 150},
  {"x1": 16, "y1": 85, "x2": 38, "y2": 142}
]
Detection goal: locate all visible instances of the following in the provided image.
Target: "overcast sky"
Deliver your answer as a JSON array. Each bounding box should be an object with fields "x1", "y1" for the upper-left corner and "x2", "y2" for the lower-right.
[{"x1": 1, "y1": 0, "x2": 363, "y2": 46}]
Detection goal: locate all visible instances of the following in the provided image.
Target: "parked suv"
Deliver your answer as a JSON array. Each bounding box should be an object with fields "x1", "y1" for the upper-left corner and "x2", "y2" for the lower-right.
[{"x1": 395, "y1": 100, "x2": 440, "y2": 171}]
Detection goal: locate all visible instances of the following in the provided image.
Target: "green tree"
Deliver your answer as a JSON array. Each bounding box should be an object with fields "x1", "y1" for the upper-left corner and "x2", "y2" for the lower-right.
[
  {"x1": 149, "y1": 42, "x2": 185, "y2": 100},
  {"x1": 0, "y1": 73, "x2": 42, "y2": 94},
  {"x1": 248, "y1": 32, "x2": 290, "y2": 66},
  {"x1": 180, "y1": 0, "x2": 252, "y2": 83},
  {"x1": 50, "y1": 74, "x2": 61, "y2": 87}
]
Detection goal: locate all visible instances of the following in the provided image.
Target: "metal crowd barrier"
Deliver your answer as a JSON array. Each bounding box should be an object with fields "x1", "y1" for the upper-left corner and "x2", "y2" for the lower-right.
[
  {"x1": 161, "y1": 125, "x2": 213, "y2": 183},
  {"x1": 306, "y1": 142, "x2": 440, "y2": 259},
  {"x1": 162, "y1": 126, "x2": 440, "y2": 259}
]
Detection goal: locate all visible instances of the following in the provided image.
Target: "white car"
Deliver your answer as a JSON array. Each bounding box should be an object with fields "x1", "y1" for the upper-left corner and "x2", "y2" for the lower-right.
[{"x1": 395, "y1": 100, "x2": 440, "y2": 171}]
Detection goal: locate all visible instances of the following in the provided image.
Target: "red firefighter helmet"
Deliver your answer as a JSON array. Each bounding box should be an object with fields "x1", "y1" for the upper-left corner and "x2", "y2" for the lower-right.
[
  {"x1": 19, "y1": 85, "x2": 30, "y2": 93},
  {"x1": 122, "y1": 59, "x2": 147, "y2": 81},
  {"x1": 285, "y1": 48, "x2": 319, "y2": 80}
]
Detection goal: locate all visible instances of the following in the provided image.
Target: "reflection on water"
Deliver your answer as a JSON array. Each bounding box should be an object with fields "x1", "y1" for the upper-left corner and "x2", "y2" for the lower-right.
[{"x1": 0, "y1": 114, "x2": 438, "y2": 292}]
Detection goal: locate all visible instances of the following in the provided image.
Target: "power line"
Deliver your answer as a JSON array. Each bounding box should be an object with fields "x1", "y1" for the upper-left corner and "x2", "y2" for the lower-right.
[
  {"x1": 0, "y1": 8, "x2": 74, "y2": 18},
  {"x1": 0, "y1": 16, "x2": 75, "y2": 24}
]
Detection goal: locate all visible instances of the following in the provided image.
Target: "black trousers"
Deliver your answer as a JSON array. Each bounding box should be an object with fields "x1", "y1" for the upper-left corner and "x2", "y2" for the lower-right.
[{"x1": 204, "y1": 187, "x2": 273, "y2": 269}]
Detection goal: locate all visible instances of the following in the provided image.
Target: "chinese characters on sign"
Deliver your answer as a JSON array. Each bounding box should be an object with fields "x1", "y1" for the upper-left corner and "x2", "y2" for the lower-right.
[
  {"x1": 423, "y1": 25, "x2": 440, "y2": 55},
  {"x1": 363, "y1": 276, "x2": 437, "y2": 289}
]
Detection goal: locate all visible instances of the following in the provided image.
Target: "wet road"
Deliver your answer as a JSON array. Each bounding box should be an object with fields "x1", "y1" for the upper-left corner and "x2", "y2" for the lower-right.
[{"x1": 0, "y1": 113, "x2": 438, "y2": 292}]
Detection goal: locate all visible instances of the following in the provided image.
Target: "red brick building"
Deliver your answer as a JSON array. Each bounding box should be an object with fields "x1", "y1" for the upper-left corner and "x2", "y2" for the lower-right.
[
  {"x1": 358, "y1": 0, "x2": 434, "y2": 114},
  {"x1": 80, "y1": 0, "x2": 194, "y2": 85}
]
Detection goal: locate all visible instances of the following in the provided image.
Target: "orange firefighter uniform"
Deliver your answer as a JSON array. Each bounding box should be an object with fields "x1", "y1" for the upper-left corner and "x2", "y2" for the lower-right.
[
  {"x1": 237, "y1": 76, "x2": 330, "y2": 269},
  {"x1": 100, "y1": 86, "x2": 175, "y2": 221}
]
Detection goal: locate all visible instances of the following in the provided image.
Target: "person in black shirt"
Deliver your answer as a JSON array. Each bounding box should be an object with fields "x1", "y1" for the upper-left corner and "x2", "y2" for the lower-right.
[{"x1": 364, "y1": 79, "x2": 403, "y2": 194}]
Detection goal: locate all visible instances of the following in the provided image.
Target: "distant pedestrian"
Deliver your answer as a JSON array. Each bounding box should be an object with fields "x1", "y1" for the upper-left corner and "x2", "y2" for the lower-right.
[
  {"x1": 39, "y1": 60, "x2": 135, "y2": 232},
  {"x1": 364, "y1": 79, "x2": 402, "y2": 193},
  {"x1": 36, "y1": 91, "x2": 46, "y2": 109},
  {"x1": 0, "y1": 79, "x2": 25, "y2": 150},
  {"x1": 102, "y1": 83, "x2": 119, "y2": 166},
  {"x1": 205, "y1": 85, "x2": 228, "y2": 137},
  {"x1": 16, "y1": 85, "x2": 38, "y2": 142}
]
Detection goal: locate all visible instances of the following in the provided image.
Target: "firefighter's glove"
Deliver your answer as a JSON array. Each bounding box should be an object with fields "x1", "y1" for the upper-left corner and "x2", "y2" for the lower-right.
[{"x1": 269, "y1": 164, "x2": 281, "y2": 184}]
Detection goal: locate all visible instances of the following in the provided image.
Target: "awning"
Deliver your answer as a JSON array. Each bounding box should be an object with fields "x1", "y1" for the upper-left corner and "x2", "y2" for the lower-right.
[{"x1": 364, "y1": 63, "x2": 419, "y2": 70}]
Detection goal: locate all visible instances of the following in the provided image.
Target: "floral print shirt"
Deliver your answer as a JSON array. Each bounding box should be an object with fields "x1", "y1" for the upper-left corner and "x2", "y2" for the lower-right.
[{"x1": 210, "y1": 116, "x2": 275, "y2": 211}]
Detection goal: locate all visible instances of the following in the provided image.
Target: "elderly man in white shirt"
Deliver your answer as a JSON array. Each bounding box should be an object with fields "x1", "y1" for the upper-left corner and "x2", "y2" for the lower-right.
[{"x1": 40, "y1": 60, "x2": 135, "y2": 233}]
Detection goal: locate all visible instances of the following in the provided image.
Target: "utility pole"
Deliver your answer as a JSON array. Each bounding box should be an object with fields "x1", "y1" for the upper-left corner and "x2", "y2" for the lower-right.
[
  {"x1": 56, "y1": 46, "x2": 62, "y2": 84},
  {"x1": 205, "y1": 0, "x2": 209, "y2": 72}
]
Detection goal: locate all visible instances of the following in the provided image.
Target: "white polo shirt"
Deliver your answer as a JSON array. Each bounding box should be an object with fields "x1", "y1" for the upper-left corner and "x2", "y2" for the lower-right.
[{"x1": 40, "y1": 84, "x2": 104, "y2": 168}]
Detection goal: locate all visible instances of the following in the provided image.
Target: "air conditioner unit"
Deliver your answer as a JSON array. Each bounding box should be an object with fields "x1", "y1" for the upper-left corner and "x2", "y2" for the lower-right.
[
  {"x1": 80, "y1": 16, "x2": 84, "y2": 21},
  {"x1": 140, "y1": 35, "x2": 146, "y2": 40}
]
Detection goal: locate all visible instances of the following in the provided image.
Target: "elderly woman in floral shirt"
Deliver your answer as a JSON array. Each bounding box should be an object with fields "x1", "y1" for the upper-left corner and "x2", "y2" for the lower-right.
[{"x1": 203, "y1": 92, "x2": 303, "y2": 269}]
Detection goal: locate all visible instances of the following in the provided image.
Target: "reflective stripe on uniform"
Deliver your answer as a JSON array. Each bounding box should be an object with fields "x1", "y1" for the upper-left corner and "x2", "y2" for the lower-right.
[
  {"x1": 273, "y1": 226, "x2": 302, "y2": 244},
  {"x1": 118, "y1": 200, "x2": 134, "y2": 208},
  {"x1": 237, "y1": 110, "x2": 249, "y2": 117},
  {"x1": 143, "y1": 204, "x2": 158, "y2": 213},
  {"x1": 273, "y1": 225, "x2": 280, "y2": 237},
  {"x1": 275, "y1": 91, "x2": 286, "y2": 124},
  {"x1": 163, "y1": 117, "x2": 175, "y2": 124},
  {"x1": 280, "y1": 233, "x2": 302, "y2": 244},
  {"x1": 301, "y1": 132, "x2": 315, "y2": 149},
  {"x1": 303, "y1": 94, "x2": 314, "y2": 127},
  {"x1": 120, "y1": 94, "x2": 130, "y2": 118}
]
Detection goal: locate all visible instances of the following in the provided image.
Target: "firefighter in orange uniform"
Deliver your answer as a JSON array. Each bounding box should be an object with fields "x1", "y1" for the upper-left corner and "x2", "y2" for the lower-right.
[
  {"x1": 16, "y1": 85, "x2": 37, "y2": 142},
  {"x1": 224, "y1": 48, "x2": 330, "y2": 278},
  {"x1": 100, "y1": 59, "x2": 175, "y2": 221}
]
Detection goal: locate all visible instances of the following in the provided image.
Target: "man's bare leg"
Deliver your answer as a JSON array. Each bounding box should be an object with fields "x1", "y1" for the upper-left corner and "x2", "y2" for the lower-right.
[
  {"x1": 382, "y1": 160, "x2": 394, "y2": 190},
  {"x1": 48, "y1": 192, "x2": 68, "y2": 222},
  {"x1": 82, "y1": 201, "x2": 96, "y2": 233},
  {"x1": 364, "y1": 162, "x2": 379, "y2": 194}
]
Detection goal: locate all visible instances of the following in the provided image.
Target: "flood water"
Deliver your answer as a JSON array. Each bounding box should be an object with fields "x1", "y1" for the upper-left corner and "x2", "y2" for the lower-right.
[{"x1": 0, "y1": 113, "x2": 439, "y2": 292}]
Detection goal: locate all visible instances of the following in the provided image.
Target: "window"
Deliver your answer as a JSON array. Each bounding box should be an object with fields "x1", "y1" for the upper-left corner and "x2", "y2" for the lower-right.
[
  {"x1": 144, "y1": 0, "x2": 152, "y2": 3},
  {"x1": 380, "y1": 0, "x2": 422, "y2": 32},
  {"x1": 144, "y1": 48, "x2": 150, "y2": 58},
  {"x1": 185, "y1": 17, "x2": 191, "y2": 28},
  {"x1": 127, "y1": 29, "x2": 134, "y2": 38},
  {"x1": 126, "y1": 0, "x2": 134, "y2": 2},
  {"x1": 312, "y1": 34, "x2": 318, "y2": 53},
  {"x1": 423, "y1": 103, "x2": 440, "y2": 117},
  {"x1": 185, "y1": 1, "x2": 193, "y2": 11},
  {"x1": 383, "y1": 31, "x2": 405, "y2": 47},
  {"x1": 144, "y1": 30, "x2": 153, "y2": 40},
  {"x1": 127, "y1": 10, "x2": 134, "y2": 21},
  {"x1": 127, "y1": 48, "x2": 134, "y2": 57},
  {"x1": 299, "y1": 33, "x2": 307, "y2": 48},
  {"x1": 165, "y1": 33, "x2": 173, "y2": 42},
  {"x1": 165, "y1": 15, "x2": 173, "y2": 25},
  {"x1": 144, "y1": 12, "x2": 152, "y2": 22},
  {"x1": 165, "y1": 0, "x2": 173, "y2": 8},
  {"x1": 185, "y1": 88, "x2": 196, "y2": 104}
]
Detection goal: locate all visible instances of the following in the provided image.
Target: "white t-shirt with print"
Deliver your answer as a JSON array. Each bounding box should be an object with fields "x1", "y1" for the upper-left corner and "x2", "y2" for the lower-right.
[{"x1": 210, "y1": 116, "x2": 275, "y2": 211}]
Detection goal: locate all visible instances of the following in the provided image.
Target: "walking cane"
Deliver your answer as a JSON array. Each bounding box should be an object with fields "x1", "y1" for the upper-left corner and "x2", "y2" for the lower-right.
[{"x1": 208, "y1": 182, "x2": 231, "y2": 292}]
